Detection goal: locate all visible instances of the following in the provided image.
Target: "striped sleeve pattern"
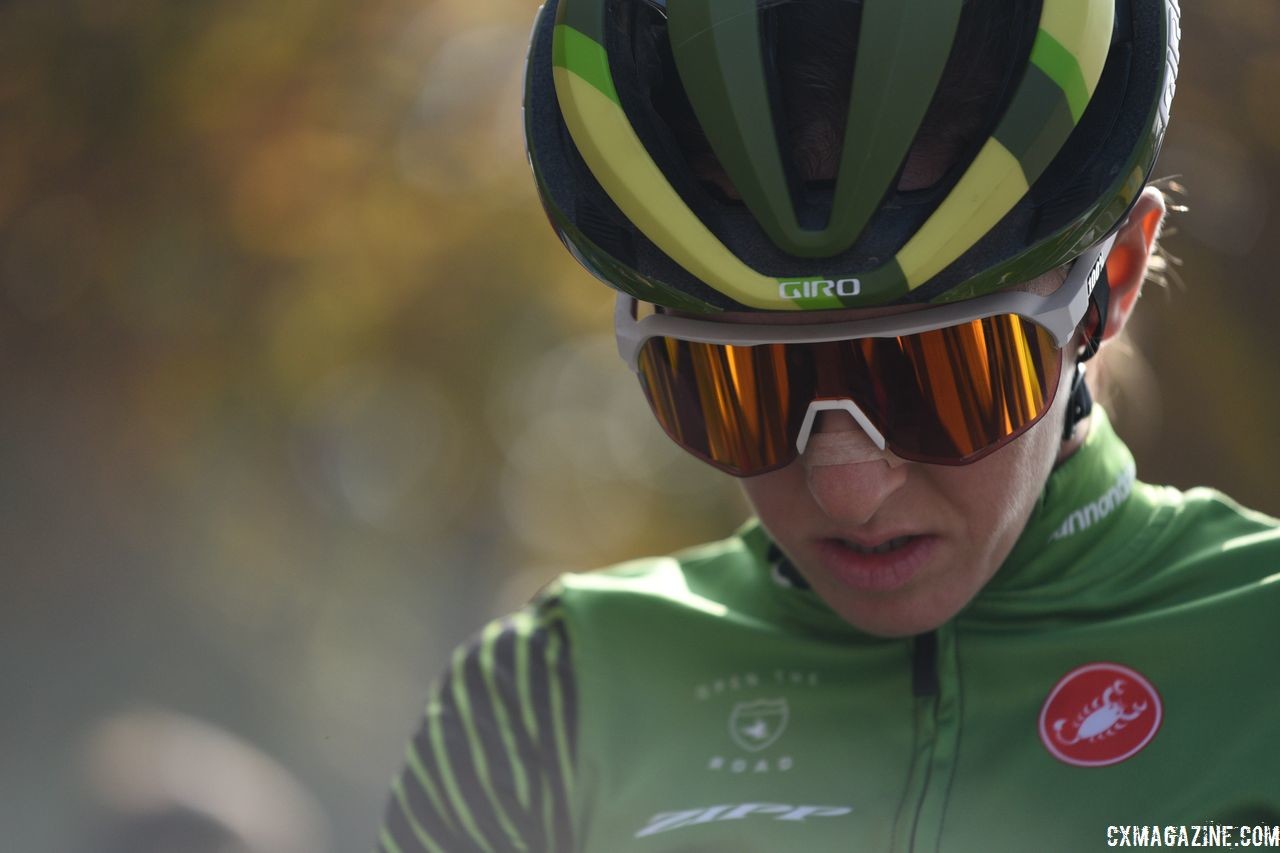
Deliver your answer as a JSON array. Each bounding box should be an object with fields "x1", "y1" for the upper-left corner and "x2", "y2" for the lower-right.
[{"x1": 380, "y1": 598, "x2": 578, "y2": 853}]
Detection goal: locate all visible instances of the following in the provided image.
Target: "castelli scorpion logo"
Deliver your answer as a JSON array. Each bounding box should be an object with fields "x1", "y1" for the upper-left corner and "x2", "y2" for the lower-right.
[
  {"x1": 1038, "y1": 663, "x2": 1162, "y2": 767},
  {"x1": 1052, "y1": 679, "x2": 1148, "y2": 745}
]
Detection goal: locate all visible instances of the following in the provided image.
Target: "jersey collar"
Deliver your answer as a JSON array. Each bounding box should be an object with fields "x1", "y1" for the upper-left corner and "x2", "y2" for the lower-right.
[{"x1": 964, "y1": 409, "x2": 1169, "y2": 625}]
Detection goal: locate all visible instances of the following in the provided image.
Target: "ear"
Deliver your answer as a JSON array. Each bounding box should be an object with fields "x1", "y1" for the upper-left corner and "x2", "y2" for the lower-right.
[{"x1": 1099, "y1": 186, "x2": 1167, "y2": 342}]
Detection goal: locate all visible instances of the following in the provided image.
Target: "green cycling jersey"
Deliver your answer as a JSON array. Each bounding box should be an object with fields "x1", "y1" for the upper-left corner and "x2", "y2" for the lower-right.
[{"x1": 381, "y1": 412, "x2": 1280, "y2": 852}]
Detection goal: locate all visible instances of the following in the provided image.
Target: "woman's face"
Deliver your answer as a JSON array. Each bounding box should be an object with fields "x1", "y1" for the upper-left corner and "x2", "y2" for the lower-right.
[{"x1": 731, "y1": 275, "x2": 1083, "y2": 638}]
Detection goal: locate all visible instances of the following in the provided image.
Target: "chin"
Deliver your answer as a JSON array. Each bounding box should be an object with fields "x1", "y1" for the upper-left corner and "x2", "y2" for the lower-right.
[
  {"x1": 832, "y1": 597, "x2": 957, "y2": 638},
  {"x1": 851, "y1": 615, "x2": 947, "y2": 639}
]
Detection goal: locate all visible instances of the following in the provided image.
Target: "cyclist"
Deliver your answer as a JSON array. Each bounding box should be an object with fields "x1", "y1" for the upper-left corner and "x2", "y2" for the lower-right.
[{"x1": 381, "y1": 0, "x2": 1280, "y2": 850}]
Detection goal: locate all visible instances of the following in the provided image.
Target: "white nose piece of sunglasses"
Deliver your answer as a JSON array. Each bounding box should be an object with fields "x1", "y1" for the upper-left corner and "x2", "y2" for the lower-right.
[{"x1": 795, "y1": 399, "x2": 891, "y2": 466}]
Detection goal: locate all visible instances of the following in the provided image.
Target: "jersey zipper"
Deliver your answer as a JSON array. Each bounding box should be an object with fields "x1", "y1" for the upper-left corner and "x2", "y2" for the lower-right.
[{"x1": 891, "y1": 623, "x2": 960, "y2": 852}]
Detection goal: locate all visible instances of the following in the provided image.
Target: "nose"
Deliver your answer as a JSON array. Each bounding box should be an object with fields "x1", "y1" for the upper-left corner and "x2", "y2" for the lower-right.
[{"x1": 802, "y1": 409, "x2": 908, "y2": 526}]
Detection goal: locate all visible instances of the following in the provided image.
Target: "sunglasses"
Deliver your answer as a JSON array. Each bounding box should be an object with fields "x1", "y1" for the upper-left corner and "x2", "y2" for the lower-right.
[{"x1": 615, "y1": 238, "x2": 1115, "y2": 477}]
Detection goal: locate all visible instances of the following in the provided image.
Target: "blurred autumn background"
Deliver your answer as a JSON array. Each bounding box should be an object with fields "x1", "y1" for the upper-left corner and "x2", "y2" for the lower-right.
[{"x1": 1, "y1": 1, "x2": 1277, "y2": 850}]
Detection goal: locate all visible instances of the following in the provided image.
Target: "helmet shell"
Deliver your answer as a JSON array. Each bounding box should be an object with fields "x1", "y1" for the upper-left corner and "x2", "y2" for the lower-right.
[{"x1": 525, "y1": 0, "x2": 1180, "y2": 313}]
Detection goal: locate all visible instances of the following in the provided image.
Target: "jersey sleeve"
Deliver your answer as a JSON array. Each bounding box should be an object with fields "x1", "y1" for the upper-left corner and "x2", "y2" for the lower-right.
[{"x1": 379, "y1": 596, "x2": 578, "y2": 853}]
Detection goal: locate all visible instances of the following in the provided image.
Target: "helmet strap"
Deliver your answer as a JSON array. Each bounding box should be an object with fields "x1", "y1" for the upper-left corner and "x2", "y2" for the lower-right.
[
  {"x1": 1061, "y1": 266, "x2": 1111, "y2": 441},
  {"x1": 1062, "y1": 363, "x2": 1093, "y2": 441}
]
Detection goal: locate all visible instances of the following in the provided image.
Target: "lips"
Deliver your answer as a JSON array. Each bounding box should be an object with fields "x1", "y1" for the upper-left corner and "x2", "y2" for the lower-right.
[{"x1": 813, "y1": 534, "x2": 940, "y2": 593}]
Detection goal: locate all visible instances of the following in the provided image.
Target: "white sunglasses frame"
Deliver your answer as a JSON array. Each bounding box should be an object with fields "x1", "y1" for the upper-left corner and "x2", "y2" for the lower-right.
[{"x1": 614, "y1": 235, "x2": 1116, "y2": 370}]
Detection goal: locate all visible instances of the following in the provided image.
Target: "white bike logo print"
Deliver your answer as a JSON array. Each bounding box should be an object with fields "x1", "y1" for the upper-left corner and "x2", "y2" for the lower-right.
[{"x1": 1052, "y1": 678, "x2": 1148, "y2": 746}]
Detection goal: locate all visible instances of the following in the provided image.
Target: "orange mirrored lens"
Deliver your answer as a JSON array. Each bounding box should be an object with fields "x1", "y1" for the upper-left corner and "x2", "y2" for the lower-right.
[
  {"x1": 638, "y1": 338, "x2": 801, "y2": 476},
  {"x1": 635, "y1": 314, "x2": 1061, "y2": 475},
  {"x1": 852, "y1": 314, "x2": 1062, "y2": 461}
]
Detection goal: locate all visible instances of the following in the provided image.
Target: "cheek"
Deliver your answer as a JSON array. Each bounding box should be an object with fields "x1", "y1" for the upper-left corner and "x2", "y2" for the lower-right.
[
  {"x1": 991, "y1": 444, "x2": 1050, "y2": 532},
  {"x1": 738, "y1": 466, "x2": 806, "y2": 525},
  {"x1": 948, "y1": 370, "x2": 1073, "y2": 540},
  {"x1": 737, "y1": 464, "x2": 826, "y2": 552}
]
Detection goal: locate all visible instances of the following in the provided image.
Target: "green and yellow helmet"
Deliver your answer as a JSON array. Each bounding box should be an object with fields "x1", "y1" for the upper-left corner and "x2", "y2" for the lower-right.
[{"x1": 524, "y1": 0, "x2": 1180, "y2": 314}]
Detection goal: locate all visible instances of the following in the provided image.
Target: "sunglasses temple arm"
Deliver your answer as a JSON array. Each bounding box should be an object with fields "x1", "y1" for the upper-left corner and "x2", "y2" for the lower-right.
[{"x1": 1079, "y1": 264, "x2": 1111, "y2": 362}]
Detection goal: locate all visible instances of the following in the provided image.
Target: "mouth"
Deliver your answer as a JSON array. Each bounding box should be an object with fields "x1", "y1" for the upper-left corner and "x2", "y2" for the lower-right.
[
  {"x1": 840, "y1": 534, "x2": 915, "y2": 555},
  {"x1": 814, "y1": 534, "x2": 939, "y2": 593}
]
